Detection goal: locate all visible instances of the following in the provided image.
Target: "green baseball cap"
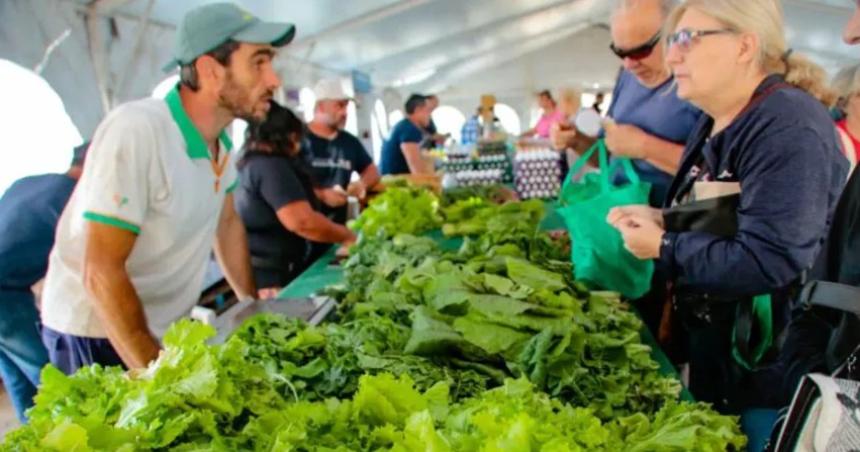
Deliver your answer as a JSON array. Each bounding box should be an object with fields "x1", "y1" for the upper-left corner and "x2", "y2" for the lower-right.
[{"x1": 163, "y1": 2, "x2": 296, "y2": 72}]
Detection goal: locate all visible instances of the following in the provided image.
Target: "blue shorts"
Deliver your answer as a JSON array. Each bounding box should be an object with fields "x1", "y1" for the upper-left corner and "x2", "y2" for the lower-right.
[{"x1": 41, "y1": 326, "x2": 124, "y2": 375}]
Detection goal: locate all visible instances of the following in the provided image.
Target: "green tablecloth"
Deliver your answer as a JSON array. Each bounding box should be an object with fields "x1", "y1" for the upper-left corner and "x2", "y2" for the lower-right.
[{"x1": 278, "y1": 201, "x2": 693, "y2": 400}]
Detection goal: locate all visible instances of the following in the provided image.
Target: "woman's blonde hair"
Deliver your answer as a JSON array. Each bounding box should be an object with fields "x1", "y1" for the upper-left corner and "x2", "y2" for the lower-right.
[
  {"x1": 665, "y1": 0, "x2": 836, "y2": 106},
  {"x1": 557, "y1": 88, "x2": 582, "y2": 116}
]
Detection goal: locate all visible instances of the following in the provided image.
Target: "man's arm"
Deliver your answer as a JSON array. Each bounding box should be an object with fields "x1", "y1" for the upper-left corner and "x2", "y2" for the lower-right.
[
  {"x1": 213, "y1": 193, "x2": 256, "y2": 301},
  {"x1": 83, "y1": 223, "x2": 159, "y2": 369},
  {"x1": 359, "y1": 164, "x2": 381, "y2": 190},
  {"x1": 641, "y1": 137, "x2": 685, "y2": 174},
  {"x1": 401, "y1": 143, "x2": 434, "y2": 175},
  {"x1": 603, "y1": 121, "x2": 684, "y2": 175}
]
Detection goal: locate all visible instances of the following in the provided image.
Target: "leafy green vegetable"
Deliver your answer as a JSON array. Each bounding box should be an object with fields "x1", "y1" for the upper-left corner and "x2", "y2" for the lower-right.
[
  {"x1": 441, "y1": 198, "x2": 545, "y2": 240},
  {"x1": 350, "y1": 186, "x2": 442, "y2": 238},
  {"x1": 3, "y1": 321, "x2": 744, "y2": 451},
  {"x1": 232, "y1": 312, "x2": 488, "y2": 403},
  {"x1": 3, "y1": 189, "x2": 747, "y2": 450},
  {"x1": 439, "y1": 184, "x2": 513, "y2": 207}
]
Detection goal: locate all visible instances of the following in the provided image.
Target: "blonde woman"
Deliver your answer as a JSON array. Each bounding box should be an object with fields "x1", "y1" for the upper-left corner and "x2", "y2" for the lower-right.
[
  {"x1": 557, "y1": 88, "x2": 582, "y2": 120},
  {"x1": 833, "y1": 64, "x2": 860, "y2": 172},
  {"x1": 608, "y1": 0, "x2": 848, "y2": 429}
]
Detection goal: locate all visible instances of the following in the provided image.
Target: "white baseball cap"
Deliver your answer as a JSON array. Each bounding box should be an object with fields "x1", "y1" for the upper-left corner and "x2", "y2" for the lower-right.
[{"x1": 313, "y1": 78, "x2": 353, "y2": 102}]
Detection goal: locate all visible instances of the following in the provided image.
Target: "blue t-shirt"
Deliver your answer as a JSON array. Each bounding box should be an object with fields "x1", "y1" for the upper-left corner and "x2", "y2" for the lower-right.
[
  {"x1": 381, "y1": 119, "x2": 425, "y2": 175},
  {"x1": 607, "y1": 70, "x2": 702, "y2": 206},
  {"x1": 0, "y1": 174, "x2": 76, "y2": 290}
]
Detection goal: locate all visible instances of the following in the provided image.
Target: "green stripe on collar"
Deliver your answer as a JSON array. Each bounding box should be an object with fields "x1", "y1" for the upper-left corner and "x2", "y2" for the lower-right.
[{"x1": 164, "y1": 85, "x2": 233, "y2": 160}]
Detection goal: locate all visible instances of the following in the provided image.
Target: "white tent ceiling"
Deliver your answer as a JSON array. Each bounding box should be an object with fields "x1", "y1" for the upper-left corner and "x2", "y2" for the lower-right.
[{"x1": 0, "y1": 0, "x2": 856, "y2": 138}]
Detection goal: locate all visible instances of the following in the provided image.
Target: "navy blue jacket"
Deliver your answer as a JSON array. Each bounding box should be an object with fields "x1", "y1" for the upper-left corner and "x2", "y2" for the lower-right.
[{"x1": 660, "y1": 75, "x2": 848, "y2": 298}]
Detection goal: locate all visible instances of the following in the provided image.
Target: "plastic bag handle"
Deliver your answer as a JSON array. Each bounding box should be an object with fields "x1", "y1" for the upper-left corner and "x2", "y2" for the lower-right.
[
  {"x1": 567, "y1": 140, "x2": 601, "y2": 179},
  {"x1": 566, "y1": 139, "x2": 641, "y2": 193}
]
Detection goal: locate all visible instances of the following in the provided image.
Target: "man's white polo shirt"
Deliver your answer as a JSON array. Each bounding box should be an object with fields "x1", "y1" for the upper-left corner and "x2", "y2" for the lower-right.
[{"x1": 41, "y1": 86, "x2": 239, "y2": 339}]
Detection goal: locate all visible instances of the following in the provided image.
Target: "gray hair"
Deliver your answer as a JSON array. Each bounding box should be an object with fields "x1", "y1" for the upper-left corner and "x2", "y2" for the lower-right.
[
  {"x1": 613, "y1": 0, "x2": 678, "y2": 18},
  {"x1": 833, "y1": 64, "x2": 860, "y2": 99}
]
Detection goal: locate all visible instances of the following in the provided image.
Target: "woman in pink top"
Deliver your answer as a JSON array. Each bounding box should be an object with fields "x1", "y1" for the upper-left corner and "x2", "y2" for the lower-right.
[{"x1": 521, "y1": 90, "x2": 566, "y2": 139}]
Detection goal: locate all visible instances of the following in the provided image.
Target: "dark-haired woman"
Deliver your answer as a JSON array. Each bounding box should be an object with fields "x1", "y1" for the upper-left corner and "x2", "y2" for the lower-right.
[{"x1": 234, "y1": 101, "x2": 355, "y2": 297}]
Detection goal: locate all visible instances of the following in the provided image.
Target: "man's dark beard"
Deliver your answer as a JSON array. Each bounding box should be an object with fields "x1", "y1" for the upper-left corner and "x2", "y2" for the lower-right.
[{"x1": 218, "y1": 73, "x2": 271, "y2": 122}]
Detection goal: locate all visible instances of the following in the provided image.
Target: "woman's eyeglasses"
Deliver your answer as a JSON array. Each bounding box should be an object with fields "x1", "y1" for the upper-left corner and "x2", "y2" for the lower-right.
[
  {"x1": 667, "y1": 28, "x2": 735, "y2": 52},
  {"x1": 609, "y1": 32, "x2": 661, "y2": 61}
]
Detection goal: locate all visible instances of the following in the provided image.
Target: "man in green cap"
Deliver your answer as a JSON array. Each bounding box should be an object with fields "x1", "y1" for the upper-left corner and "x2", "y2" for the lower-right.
[{"x1": 40, "y1": 3, "x2": 296, "y2": 373}]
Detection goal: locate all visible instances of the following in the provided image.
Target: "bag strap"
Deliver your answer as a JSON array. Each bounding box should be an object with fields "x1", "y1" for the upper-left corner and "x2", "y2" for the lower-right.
[
  {"x1": 610, "y1": 157, "x2": 641, "y2": 185},
  {"x1": 799, "y1": 280, "x2": 860, "y2": 317},
  {"x1": 732, "y1": 294, "x2": 774, "y2": 371},
  {"x1": 567, "y1": 140, "x2": 602, "y2": 181},
  {"x1": 566, "y1": 139, "x2": 642, "y2": 194}
]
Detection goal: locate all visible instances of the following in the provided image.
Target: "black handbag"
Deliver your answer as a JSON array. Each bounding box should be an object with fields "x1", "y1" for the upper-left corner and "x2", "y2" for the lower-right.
[{"x1": 663, "y1": 193, "x2": 740, "y2": 238}]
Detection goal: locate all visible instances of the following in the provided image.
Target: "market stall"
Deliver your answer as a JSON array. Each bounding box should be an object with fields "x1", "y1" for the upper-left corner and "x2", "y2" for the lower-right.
[{"x1": 0, "y1": 182, "x2": 747, "y2": 451}]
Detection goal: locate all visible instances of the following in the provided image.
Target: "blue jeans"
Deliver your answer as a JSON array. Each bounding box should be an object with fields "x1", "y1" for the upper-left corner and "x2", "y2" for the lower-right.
[{"x1": 0, "y1": 290, "x2": 49, "y2": 423}]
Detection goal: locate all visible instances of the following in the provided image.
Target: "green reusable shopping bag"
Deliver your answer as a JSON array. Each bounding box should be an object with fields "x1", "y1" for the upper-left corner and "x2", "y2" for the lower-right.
[{"x1": 557, "y1": 140, "x2": 654, "y2": 299}]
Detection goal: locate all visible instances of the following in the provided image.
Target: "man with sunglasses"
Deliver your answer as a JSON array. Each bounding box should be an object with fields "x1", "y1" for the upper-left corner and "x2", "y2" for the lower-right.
[
  {"x1": 557, "y1": 0, "x2": 699, "y2": 208},
  {"x1": 555, "y1": 0, "x2": 702, "y2": 341}
]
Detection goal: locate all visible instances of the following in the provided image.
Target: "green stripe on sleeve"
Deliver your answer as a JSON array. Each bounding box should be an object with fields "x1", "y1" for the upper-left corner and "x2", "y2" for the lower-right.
[{"x1": 83, "y1": 211, "x2": 142, "y2": 234}]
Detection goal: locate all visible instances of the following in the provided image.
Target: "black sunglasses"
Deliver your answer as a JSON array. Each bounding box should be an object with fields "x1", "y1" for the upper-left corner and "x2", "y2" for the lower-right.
[{"x1": 609, "y1": 32, "x2": 662, "y2": 60}]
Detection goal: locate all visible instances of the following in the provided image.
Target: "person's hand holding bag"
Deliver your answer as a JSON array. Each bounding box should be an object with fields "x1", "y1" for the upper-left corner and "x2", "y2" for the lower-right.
[{"x1": 610, "y1": 212, "x2": 665, "y2": 260}]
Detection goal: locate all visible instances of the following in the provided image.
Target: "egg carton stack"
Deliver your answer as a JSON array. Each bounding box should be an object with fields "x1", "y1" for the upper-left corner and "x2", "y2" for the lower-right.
[
  {"x1": 475, "y1": 154, "x2": 513, "y2": 183},
  {"x1": 441, "y1": 147, "x2": 473, "y2": 173},
  {"x1": 455, "y1": 169, "x2": 504, "y2": 187},
  {"x1": 514, "y1": 150, "x2": 563, "y2": 200}
]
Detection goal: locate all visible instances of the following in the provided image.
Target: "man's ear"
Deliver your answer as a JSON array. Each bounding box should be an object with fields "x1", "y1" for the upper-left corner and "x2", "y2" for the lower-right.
[{"x1": 195, "y1": 55, "x2": 226, "y2": 90}]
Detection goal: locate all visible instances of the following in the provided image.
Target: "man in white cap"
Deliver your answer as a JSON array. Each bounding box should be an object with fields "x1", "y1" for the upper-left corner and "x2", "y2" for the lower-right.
[
  {"x1": 40, "y1": 2, "x2": 295, "y2": 373},
  {"x1": 304, "y1": 78, "x2": 380, "y2": 225}
]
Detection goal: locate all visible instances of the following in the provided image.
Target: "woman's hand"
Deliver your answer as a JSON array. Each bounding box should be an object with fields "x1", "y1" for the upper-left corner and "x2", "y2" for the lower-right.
[
  {"x1": 257, "y1": 287, "x2": 281, "y2": 300},
  {"x1": 607, "y1": 205, "x2": 664, "y2": 228},
  {"x1": 610, "y1": 214, "x2": 665, "y2": 260}
]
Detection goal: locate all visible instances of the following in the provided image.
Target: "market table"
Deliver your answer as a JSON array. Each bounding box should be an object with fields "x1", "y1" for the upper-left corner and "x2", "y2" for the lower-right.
[{"x1": 278, "y1": 201, "x2": 693, "y2": 400}]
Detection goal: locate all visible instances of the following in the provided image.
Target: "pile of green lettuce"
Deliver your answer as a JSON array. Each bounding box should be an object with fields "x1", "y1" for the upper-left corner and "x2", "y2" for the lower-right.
[
  {"x1": 2, "y1": 320, "x2": 745, "y2": 451},
  {"x1": 335, "y1": 233, "x2": 679, "y2": 419},
  {"x1": 441, "y1": 197, "x2": 545, "y2": 239},
  {"x1": 231, "y1": 313, "x2": 488, "y2": 403},
  {"x1": 350, "y1": 186, "x2": 442, "y2": 237}
]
